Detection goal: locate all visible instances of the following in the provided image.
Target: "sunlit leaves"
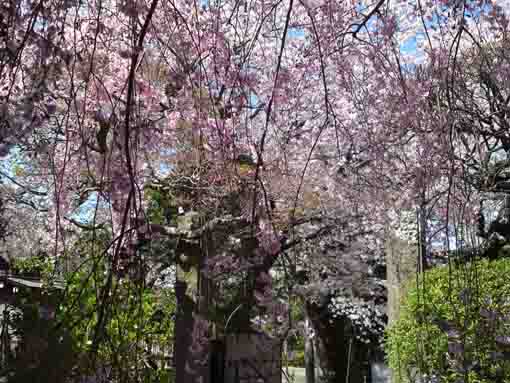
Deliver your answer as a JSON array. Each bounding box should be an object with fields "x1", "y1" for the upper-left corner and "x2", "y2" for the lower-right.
[{"x1": 387, "y1": 258, "x2": 510, "y2": 383}]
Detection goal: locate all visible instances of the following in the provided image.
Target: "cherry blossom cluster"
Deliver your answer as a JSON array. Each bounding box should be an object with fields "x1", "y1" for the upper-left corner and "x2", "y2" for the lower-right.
[
  {"x1": 389, "y1": 209, "x2": 419, "y2": 245},
  {"x1": 328, "y1": 296, "x2": 386, "y2": 344}
]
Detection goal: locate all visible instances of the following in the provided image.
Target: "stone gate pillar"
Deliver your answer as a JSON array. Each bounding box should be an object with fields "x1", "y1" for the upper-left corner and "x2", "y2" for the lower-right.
[
  {"x1": 223, "y1": 332, "x2": 282, "y2": 383},
  {"x1": 385, "y1": 209, "x2": 419, "y2": 326},
  {"x1": 385, "y1": 209, "x2": 419, "y2": 383}
]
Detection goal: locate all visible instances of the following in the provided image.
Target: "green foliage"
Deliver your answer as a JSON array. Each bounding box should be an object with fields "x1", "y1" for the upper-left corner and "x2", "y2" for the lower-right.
[
  {"x1": 145, "y1": 188, "x2": 168, "y2": 225},
  {"x1": 59, "y1": 262, "x2": 176, "y2": 381},
  {"x1": 290, "y1": 349, "x2": 305, "y2": 367},
  {"x1": 386, "y1": 258, "x2": 510, "y2": 383},
  {"x1": 11, "y1": 254, "x2": 53, "y2": 279},
  {"x1": 144, "y1": 186, "x2": 178, "y2": 226},
  {"x1": 10, "y1": 254, "x2": 64, "y2": 294},
  {"x1": 159, "y1": 368, "x2": 175, "y2": 383},
  {"x1": 286, "y1": 299, "x2": 306, "y2": 367},
  {"x1": 6, "y1": 230, "x2": 175, "y2": 383}
]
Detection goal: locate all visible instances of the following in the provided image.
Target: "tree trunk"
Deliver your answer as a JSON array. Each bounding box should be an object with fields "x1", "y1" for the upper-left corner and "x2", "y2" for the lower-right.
[
  {"x1": 306, "y1": 301, "x2": 370, "y2": 383},
  {"x1": 174, "y1": 279, "x2": 196, "y2": 383}
]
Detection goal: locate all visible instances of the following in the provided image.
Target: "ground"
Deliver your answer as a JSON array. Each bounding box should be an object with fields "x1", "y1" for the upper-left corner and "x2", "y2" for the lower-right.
[{"x1": 282, "y1": 367, "x2": 306, "y2": 383}]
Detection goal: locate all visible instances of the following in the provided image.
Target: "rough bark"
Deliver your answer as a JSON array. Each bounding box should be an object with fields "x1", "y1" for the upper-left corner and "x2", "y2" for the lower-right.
[{"x1": 174, "y1": 279, "x2": 197, "y2": 383}]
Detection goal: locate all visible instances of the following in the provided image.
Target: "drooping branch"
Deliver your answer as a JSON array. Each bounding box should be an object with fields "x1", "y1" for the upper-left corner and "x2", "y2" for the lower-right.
[
  {"x1": 351, "y1": 0, "x2": 386, "y2": 38},
  {"x1": 0, "y1": 170, "x2": 47, "y2": 197}
]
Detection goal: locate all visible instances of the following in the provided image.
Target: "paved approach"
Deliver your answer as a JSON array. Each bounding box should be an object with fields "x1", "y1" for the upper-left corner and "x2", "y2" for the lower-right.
[{"x1": 282, "y1": 367, "x2": 306, "y2": 383}]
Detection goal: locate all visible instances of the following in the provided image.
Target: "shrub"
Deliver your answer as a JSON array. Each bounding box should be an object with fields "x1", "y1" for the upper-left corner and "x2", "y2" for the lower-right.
[
  {"x1": 287, "y1": 349, "x2": 305, "y2": 368},
  {"x1": 60, "y1": 264, "x2": 175, "y2": 381},
  {"x1": 385, "y1": 258, "x2": 510, "y2": 383}
]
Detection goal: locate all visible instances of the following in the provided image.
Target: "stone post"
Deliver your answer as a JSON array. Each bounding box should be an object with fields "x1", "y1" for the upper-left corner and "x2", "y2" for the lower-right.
[
  {"x1": 385, "y1": 209, "x2": 419, "y2": 382},
  {"x1": 385, "y1": 235, "x2": 417, "y2": 325},
  {"x1": 174, "y1": 277, "x2": 195, "y2": 383},
  {"x1": 304, "y1": 318, "x2": 315, "y2": 383},
  {"x1": 385, "y1": 209, "x2": 419, "y2": 325}
]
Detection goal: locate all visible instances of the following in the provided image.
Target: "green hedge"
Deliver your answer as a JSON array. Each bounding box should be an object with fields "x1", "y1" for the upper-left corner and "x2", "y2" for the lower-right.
[{"x1": 385, "y1": 258, "x2": 510, "y2": 383}]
